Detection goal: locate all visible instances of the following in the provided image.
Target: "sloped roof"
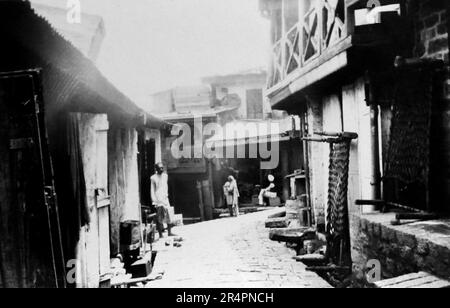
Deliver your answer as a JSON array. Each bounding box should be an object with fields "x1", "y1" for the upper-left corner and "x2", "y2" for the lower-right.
[
  {"x1": 202, "y1": 68, "x2": 267, "y2": 87},
  {"x1": 205, "y1": 116, "x2": 297, "y2": 148},
  {"x1": 158, "y1": 105, "x2": 239, "y2": 121},
  {"x1": 0, "y1": 1, "x2": 166, "y2": 129},
  {"x1": 30, "y1": 2, "x2": 106, "y2": 61}
]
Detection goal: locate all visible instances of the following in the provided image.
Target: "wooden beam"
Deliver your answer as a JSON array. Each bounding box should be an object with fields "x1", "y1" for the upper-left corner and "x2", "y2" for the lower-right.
[
  {"x1": 269, "y1": 227, "x2": 316, "y2": 243},
  {"x1": 265, "y1": 217, "x2": 289, "y2": 228}
]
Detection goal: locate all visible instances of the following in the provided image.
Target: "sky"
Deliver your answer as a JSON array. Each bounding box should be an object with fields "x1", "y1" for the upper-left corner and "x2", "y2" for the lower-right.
[{"x1": 30, "y1": 0, "x2": 271, "y2": 108}]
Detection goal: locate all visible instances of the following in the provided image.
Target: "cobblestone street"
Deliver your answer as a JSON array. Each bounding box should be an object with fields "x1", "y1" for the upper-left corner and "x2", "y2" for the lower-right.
[{"x1": 147, "y1": 208, "x2": 331, "y2": 288}]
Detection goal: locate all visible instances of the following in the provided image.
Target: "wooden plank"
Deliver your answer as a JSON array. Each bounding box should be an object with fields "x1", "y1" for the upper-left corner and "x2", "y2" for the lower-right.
[
  {"x1": 267, "y1": 211, "x2": 286, "y2": 219},
  {"x1": 293, "y1": 254, "x2": 326, "y2": 263},
  {"x1": 375, "y1": 272, "x2": 429, "y2": 288},
  {"x1": 396, "y1": 213, "x2": 439, "y2": 221},
  {"x1": 268, "y1": 36, "x2": 352, "y2": 98},
  {"x1": 410, "y1": 280, "x2": 450, "y2": 289},
  {"x1": 111, "y1": 272, "x2": 163, "y2": 287},
  {"x1": 269, "y1": 228, "x2": 316, "y2": 243},
  {"x1": 385, "y1": 275, "x2": 441, "y2": 289},
  {"x1": 265, "y1": 217, "x2": 288, "y2": 228}
]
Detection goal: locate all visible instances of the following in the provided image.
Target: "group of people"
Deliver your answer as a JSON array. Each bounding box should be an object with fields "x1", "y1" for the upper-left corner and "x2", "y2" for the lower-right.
[{"x1": 150, "y1": 162, "x2": 276, "y2": 238}]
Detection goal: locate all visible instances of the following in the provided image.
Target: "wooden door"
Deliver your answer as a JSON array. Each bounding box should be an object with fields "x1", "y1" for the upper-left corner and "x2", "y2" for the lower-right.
[
  {"x1": 95, "y1": 121, "x2": 110, "y2": 276},
  {"x1": 75, "y1": 113, "x2": 110, "y2": 287},
  {"x1": 0, "y1": 70, "x2": 65, "y2": 288}
]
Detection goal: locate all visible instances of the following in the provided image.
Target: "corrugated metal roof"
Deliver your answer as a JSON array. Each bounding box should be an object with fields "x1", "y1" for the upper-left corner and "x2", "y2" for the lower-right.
[
  {"x1": 30, "y1": 2, "x2": 105, "y2": 61},
  {"x1": 0, "y1": 1, "x2": 166, "y2": 129},
  {"x1": 205, "y1": 116, "x2": 298, "y2": 148},
  {"x1": 159, "y1": 105, "x2": 239, "y2": 121}
]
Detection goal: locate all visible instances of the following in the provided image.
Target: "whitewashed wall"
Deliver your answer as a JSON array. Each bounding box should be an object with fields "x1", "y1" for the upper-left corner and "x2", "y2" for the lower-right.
[
  {"x1": 74, "y1": 113, "x2": 110, "y2": 288},
  {"x1": 342, "y1": 78, "x2": 376, "y2": 214},
  {"x1": 109, "y1": 124, "x2": 140, "y2": 255}
]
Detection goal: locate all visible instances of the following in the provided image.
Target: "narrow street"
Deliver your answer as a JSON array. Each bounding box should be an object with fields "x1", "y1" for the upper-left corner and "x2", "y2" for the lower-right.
[{"x1": 147, "y1": 209, "x2": 331, "y2": 288}]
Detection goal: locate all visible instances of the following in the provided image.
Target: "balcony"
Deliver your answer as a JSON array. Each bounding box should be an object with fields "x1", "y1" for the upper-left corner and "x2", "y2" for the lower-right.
[{"x1": 263, "y1": 0, "x2": 402, "y2": 103}]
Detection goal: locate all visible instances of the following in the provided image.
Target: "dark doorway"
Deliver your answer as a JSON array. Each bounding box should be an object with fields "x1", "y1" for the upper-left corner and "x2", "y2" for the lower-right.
[
  {"x1": 138, "y1": 136, "x2": 156, "y2": 207},
  {"x1": 0, "y1": 70, "x2": 65, "y2": 288}
]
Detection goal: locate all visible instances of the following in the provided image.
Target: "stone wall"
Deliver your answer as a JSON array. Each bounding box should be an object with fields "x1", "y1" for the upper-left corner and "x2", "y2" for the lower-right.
[
  {"x1": 413, "y1": 0, "x2": 448, "y2": 61},
  {"x1": 350, "y1": 1, "x2": 450, "y2": 281},
  {"x1": 445, "y1": 67, "x2": 450, "y2": 206},
  {"x1": 351, "y1": 213, "x2": 450, "y2": 281},
  {"x1": 411, "y1": 0, "x2": 450, "y2": 207}
]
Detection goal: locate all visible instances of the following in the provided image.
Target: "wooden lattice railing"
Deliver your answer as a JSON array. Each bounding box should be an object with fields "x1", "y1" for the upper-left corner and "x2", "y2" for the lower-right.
[{"x1": 268, "y1": 0, "x2": 348, "y2": 89}]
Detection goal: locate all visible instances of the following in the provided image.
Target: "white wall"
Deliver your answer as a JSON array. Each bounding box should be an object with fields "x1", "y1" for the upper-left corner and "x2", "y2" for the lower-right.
[
  {"x1": 109, "y1": 124, "x2": 141, "y2": 255},
  {"x1": 306, "y1": 96, "x2": 326, "y2": 226},
  {"x1": 226, "y1": 81, "x2": 265, "y2": 119},
  {"x1": 342, "y1": 78, "x2": 375, "y2": 214},
  {"x1": 75, "y1": 113, "x2": 110, "y2": 288}
]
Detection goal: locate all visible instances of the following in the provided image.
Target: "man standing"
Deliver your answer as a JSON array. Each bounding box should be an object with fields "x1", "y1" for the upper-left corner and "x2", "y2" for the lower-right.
[
  {"x1": 225, "y1": 176, "x2": 240, "y2": 217},
  {"x1": 151, "y1": 162, "x2": 176, "y2": 238}
]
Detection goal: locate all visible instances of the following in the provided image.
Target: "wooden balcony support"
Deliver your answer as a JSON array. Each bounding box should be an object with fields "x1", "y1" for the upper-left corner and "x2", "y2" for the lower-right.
[{"x1": 265, "y1": 0, "x2": 402, "y2": 106}]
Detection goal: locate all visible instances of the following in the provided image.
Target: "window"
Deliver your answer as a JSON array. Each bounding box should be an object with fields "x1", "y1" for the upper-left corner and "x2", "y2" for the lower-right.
[{"x1": 246, "y1": 89, "x2": 264, "y2": 119}]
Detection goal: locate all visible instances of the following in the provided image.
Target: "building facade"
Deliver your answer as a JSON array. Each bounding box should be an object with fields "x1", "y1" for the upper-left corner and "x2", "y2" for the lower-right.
[
  {"x1": 0, "y1": 1, "x2": 165, "y2": 288},
  {"x1": 260, "y1": 0, "x2": 450, "y2": 281}
]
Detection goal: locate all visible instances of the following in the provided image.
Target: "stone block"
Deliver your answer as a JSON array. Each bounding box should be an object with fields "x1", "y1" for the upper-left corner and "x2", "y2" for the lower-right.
[
  {"x1": 360, "y1": 218, "x2": 369, "y2": 232},
  {"x1": 380, "y1": 224, "x2": 397, "y2": 242},
  {"x1": 385, "y1": 258, "x2": 397, "y2": 276},
  {"x1": 429, "y1": 37, "x2": 449, "y2": 54},
  {"x1": 400, "y1": 246, "x2": 414, "y2": 261},
  {"x1": 372, "y1": 223, "x2": 382, "y2": 238},
  {"x1": 396, "y1": 231, "x2": 417, "y2": 249},
  {"x1": 424, "y1": 13, "x2": 440, "y2": 28},
  {"x1": 416, "y1": 238, "x2": 430, "y2": 256}
]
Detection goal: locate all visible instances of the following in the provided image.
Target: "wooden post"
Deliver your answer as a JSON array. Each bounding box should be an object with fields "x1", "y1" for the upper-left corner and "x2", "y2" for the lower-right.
[
  {"x1": 196, "y1": 181, "x2": 205, "y2": 221},
  {"x1": 281, "y1": 143, "x2": 290, "y2": 202},
  {"x1": 208, "y1": 160, "x2": 216, "y2": 210},
  {"x1": 202, "y1": 180, "x2": 213, "y2": 221}
]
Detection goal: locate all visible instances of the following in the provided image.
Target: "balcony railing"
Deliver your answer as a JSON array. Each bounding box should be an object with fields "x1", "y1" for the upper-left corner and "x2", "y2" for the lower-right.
[{"x1": 268, "y1": 0, "x2": 348, "y2": 89}]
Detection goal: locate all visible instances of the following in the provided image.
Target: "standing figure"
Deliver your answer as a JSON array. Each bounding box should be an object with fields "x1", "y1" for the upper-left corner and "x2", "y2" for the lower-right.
[
  {"x1": 225, "y1": 175, "x2": 240, "y2": 217},
  {"x1": 223, "y1": 181, "x2": 233, "y2": 216},
  {"x1": 151, "y1": 162, "x2": 176, "y2": 238}
]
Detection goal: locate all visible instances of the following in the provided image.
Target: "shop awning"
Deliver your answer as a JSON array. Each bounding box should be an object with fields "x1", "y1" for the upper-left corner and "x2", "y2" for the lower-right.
[{"x1": 205, "y1": 116, "x2": 300, "y2": 148}]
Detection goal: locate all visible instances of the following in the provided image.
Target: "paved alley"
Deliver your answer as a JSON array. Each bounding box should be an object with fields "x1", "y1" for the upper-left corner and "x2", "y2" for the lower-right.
[{"x1": 147, "y1": 208, "x2": 331, "y2": 288}]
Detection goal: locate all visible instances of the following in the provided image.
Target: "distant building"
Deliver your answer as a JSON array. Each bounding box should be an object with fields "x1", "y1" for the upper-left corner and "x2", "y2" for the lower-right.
[
  {"x1": 146, "y1": 84, "x2": 241, "y2": 221},
  {"x1": 147, "y1": 68, "x2": 304, "y2": 220},
  {"x1": 202, "y1": 68, "x2": 270, "y2": 120}
]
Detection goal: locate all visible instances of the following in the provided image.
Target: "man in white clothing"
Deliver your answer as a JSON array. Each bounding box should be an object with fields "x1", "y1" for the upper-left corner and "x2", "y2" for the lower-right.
[{"x1": 151, "y1": 162, "x2": 176, "y2": 238}]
